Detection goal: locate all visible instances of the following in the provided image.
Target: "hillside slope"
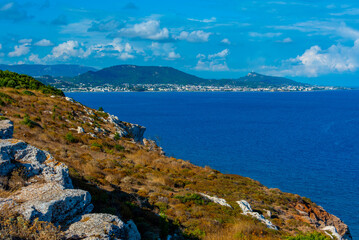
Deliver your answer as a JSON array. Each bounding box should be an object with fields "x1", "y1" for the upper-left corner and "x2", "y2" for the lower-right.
[
  {"x1": 230, "y1": 72, "x2": 306, "y2": 87},
  {"x1": 0, "y1": 72, "x2": 352, "y2": 240},
  {"x1": 71, "y1": 65, "x2": 207, "y2": 86}
]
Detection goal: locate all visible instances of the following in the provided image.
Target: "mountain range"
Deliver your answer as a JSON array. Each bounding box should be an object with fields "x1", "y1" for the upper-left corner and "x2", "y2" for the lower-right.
[{"x1": 0, "y1": 64, "x2": 307, "y2": 88}]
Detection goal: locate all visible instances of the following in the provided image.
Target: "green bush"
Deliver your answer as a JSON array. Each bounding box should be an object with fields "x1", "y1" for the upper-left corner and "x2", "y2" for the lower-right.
[
  {"x1": 22, "y1": 90, "x2": 35, "y2": 96},
  {"x1": 286, "y1": 232, "x2": 331, "y2": 240},
  {"x1": 174, "y1": 193, "x2": 206, "y2": 205},
  {"x1": 65, "y1": 132, "x2": 78, "y2": 143},
  {"x1": 0, "y1": 92, "x2": 15, "y2": 106},
  {"x1": 20, "y1": 114, "x2": 37, "y2": 128},
  {"x1": 114, "y1": 132, "x2": 121, "y2": 141}
]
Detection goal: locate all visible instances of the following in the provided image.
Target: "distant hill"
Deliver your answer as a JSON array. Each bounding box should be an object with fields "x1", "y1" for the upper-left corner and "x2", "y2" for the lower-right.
[
  {"x1": 227, "y1": 72, "x2": 306, "y2": 87},
  {"x1": 69, "y1": 65, "x2": 305, "y2": 87},
  {"x1": 71, "y1": 65, "x2": 207, "y2": 85},
  {"x1": 0, "y1": 64, "x2": 97, "y2": 77},
  {"x1": 1, "y1": 64, "x2": 308, "y2": 88}
]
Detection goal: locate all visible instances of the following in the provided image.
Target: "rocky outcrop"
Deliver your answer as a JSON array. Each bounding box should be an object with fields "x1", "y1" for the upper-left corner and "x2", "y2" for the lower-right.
[
  {"x1": 107, "y1": 114, "x2": 146, "y2": 143},
  {"x1": 66, "y1": 214, "x2": 140, "y2": 240},
  {"x1": 294, "y1": 200, "x2": 352, "y2": 239},
  {"x1": 0, "y1": 120, "x2": 141, "y2": 239},
  {"x1": 65, "y1": 97, "x2": 146, "y2": 143},
  {"x1": 237, "y1": 200, "x2": 278, "y2": 230},
  {"x1": 199, "y1": 193, "x2": 232, "y2": 208},
  {"x1": 0, "y1": 120, "x2": 13, "y2": 139},
  {"x1": 11, "y1": 183, "x2": 93, "y2": 226}
]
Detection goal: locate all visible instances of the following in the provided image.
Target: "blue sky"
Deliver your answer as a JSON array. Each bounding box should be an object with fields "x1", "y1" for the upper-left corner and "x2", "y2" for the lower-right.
[{"x1": 2, "y1": 0, "x2": 359, "y2": 86}]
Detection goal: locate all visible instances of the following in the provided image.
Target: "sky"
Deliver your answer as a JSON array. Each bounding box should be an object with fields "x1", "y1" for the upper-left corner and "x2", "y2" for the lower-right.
[{"x1": 2, "y1": 0, "x2": 359, "y2": 86}]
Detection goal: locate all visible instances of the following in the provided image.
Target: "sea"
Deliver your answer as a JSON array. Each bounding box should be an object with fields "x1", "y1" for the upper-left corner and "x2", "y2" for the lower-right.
[{"x1": 67, "y1": 91, "x2": 359, "y2": 238}]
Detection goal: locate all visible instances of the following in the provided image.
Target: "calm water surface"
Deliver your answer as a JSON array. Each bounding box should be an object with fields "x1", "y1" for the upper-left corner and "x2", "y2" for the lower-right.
[{"x1": 67, "y1": 91, "x2": 359, "y2": 238}]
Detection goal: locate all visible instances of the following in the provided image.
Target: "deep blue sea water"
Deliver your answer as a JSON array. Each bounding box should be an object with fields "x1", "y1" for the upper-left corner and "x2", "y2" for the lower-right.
[{"x1": 67, "y1": 91, "x2": 359, "y2": 238}]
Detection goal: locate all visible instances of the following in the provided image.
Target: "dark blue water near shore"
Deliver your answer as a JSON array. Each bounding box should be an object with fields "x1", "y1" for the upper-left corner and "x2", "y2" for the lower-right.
[{"x1": 67, "y1": 91, "x2": 359, "y2": 238}]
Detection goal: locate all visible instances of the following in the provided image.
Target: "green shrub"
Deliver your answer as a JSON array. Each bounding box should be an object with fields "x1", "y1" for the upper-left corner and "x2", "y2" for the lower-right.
[
  {"x1": 286, "y1": 232, "x2": 331, "y2": 240},
  {"x1": 65, "y1": 132, "x2": 78, "y2": 143},
  {"x1": 174, "y1": 193, "x2": 206, "y2": 205},
  {"x1": 0, "y1": 92, "x2": 15, "y2": 106},
  {"x1": 114, "y1": 132, "x2": 121, "y2": 141},
  {"x1": 20, "y1": 114, "x2": 37, "y2": 128},
  {"x1": 115, "y1": 144, "x2": 125, "y2": 152},
  {"x1": 22, "y1": 90, "x2": 35, "y2": 96}
]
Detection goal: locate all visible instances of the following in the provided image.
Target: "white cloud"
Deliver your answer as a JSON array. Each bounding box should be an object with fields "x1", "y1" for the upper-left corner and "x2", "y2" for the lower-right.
[
  {"x1": 150, "y1": 42, "x2": 180, "y2": 60},
  {"x1": 19, "y1": 39, "x2": 32, "y2": 44},
  {"x1": 167, "y1": 51, "x2": 181, "y2": 60},
  {"x1": 0, "y1": 2, "x2": 13, "y2": 11},
  {"x1": 272, "y1": 21, "x2": 359, "y2": 41},
  {"x1": 208, "y1": 49, "x2": 229, "y2": 59},
  {"x1": 89, "y1": 38, "x2": 137, "y2": 60},
  {"x1": 176, "y1": 30, "x2": 211, "y2": 42},
  {"x1": 118, "y1": 20, "x2": 169, "y2": 40},
  {"x1": 276, "y1": 37, "x2": 293, "y2": 43},
  {"x1": 266, "y1": 41, "x2": 359, "y2": 77},
  {"x1": 28, "y1": 54, "x2": 42, "y2": 64},
  {"x1": 8, "y1": 43, "x2": 30, "y2": 57},
  {"x1": 221, "y1": 38, "x2": 231, "y2": 45},
  {"x1": 195, "y1": 49, "x2": 229, "y2": 71},
  {"x1": 46, "y1": 40, "x2": 90, "y2": 60},
  {"x1": 188, "y1": 17, "x2": 216, "y2": 23},
  {"x1": 34, "y1": 39, "x2": 53, "y2": 46},
  {"x1": 249, "y1": 32, "x2": 282, "y2": 38}
]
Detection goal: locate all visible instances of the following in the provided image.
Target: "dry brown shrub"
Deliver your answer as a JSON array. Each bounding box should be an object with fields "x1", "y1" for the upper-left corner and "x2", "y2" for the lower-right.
[{"x1": 0, "y1": 207, "x2": 63, "y2": 240}]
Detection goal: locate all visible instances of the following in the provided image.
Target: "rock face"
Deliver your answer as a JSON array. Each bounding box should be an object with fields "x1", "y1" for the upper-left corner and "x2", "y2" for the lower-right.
[
  {"x1": 294, "y1": 200, "x2": 352, "y2": 239},
  {"x1": 237, "y1": 200, "x2": 278, "y2": 230},
  {"x1": 107, "y1": 114, "x2": 146, "y2": 143},
  {"x1": 66, "y1": 214, "x2": 140, "y2": 240},
  {"x1": 0, "y1": 120, "x2": 141, "y2": 239},
  {"x1": 12, "y1": 183, "x2": 93, "y2": 226}
]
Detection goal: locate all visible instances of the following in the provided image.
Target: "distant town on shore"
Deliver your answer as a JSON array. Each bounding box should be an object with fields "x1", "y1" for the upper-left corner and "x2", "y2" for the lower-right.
[{"x1": 0, "y1": 64, "x2": 349, "y2": 92}]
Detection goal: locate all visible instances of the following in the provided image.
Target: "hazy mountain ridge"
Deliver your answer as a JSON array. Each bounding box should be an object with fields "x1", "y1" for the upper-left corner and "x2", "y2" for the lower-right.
[
  {"x1": 0, "y1": 64, "x2": 307, "y2": 88},
  {"x1": 0, "y1": 64, "x2": 97, "y2": 77}
]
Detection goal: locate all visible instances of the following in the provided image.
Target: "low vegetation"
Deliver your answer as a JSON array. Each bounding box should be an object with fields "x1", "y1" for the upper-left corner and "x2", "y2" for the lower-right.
[
  {"x1": 0, "y1": 70, "x2": 64, "y2": 96},
  {"x1": 0, "y1": 76, "x2": 334, "y2": 239}
]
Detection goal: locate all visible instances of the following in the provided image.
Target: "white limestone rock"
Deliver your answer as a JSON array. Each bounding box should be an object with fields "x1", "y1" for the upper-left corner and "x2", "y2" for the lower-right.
[
  {"x1": 237, "y1": 200, "x2": 278, "y2": 230},
  {"x1": 199, "y1": 193, "x2": 232, "y2": 208},
  {"x1": 65, "y1": 97, "x2": 75, "y2": 103},
  {"x1": 77, "y1": 126, "x2": 85, "y2": 134},
  {"x1": 13, "y1": 183, "x2": 93, "y2": 226},
  {"x1": 0, "y1": 138, "x2": 73, "y2": 188},
  {"x1": 322, "y1": 226, "x2": 343, "y2": 240},
  {"x1": 0, "y1": 120, "x2": 13, "y2": 139},
  {"x1": 66, "y1": 213, "x2": 141, "y2": 240}
]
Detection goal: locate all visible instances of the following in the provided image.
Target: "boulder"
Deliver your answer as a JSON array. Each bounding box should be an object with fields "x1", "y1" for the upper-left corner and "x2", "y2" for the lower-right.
[
  {"x1": 0, "y1": 120, "x2": 13, "y2": 139},
  {"x1": 0, "y1": 138, "x2": 73, "y2": 188},
  {"x1": 199, "y1": 193, "x2": 232, "y2": 208},
  {"x1": 237, "y1": 200, "x2": 278, "y2": 230},
  {"x1": 77, "y1": 126, "x2": 85, "y2": 134},
  {"x1": 9, "y1": 183, "x2": 93, "y2": 226},
  {"x1": 66, "y1": 213, "x2": 141, "y2": 240}
]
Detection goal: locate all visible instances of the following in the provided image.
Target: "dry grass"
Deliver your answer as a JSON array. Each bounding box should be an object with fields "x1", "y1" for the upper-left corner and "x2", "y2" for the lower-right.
[
  {"x1": 0, "y1": 87, "x2": 328, "y2": 239},
  {"x1": 0, "y1": 207, "x2": 63, "y2": 240}
]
